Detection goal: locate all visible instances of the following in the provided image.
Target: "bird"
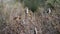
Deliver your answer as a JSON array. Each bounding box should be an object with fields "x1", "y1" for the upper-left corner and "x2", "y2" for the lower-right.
[
  {"x1": 48, "y1": 8, "x2": 51, "y2": 14},
  {"x1": 25, "y1": 7, "x2": 29, "y2": 14},
  {"x1": 13, "y1": 16, "x2": 21, "y2": 22},
  {"x1": 34, "y1": 27, "x2": 38, "y2": 34},
  {"x1": 45, "y1": 3, "x2": 55, "y2": 14},
  {"x1": 46, "y1": 8, "x2": 52, "y2": 14}
]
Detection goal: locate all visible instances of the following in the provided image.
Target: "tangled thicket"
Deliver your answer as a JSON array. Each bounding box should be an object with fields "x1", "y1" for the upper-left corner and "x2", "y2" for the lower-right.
[{"x1": 0, "y1": 0, "x2": 60, "y2": 34}]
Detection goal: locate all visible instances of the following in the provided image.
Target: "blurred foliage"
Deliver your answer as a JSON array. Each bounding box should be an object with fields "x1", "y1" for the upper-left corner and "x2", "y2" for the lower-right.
[
  {"x1": 0, "y1": 0, "x2": 60, "y2": 34},
  {"x1": 46, "y1": 0, "x2": 60, "y2": 6},
  {"x1": 17, "y1": 0, "x2": 46, "y2": 12},
  {"x1": 24, "y1": 0, "x2": 47, "y2": 12},
  {"x1": 16, "y1": 0, "x2": 60, "y2": 12}
]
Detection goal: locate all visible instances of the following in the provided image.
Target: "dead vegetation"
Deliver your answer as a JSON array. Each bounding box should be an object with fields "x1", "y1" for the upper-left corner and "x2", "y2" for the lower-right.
[{"x1": 0, "y1": 0, "x2": 60, "y2": 34}]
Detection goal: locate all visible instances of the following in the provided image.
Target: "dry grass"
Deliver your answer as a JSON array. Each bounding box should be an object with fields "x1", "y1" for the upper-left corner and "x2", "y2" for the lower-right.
[{"x1": 0, "y1": 0, "x2": 60, "y2": 34}]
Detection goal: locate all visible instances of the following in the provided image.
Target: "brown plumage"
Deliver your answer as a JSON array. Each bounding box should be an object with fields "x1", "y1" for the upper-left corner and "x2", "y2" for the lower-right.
[{"x1": 13, "y1": 16, "x2": 21, "y2": 20}]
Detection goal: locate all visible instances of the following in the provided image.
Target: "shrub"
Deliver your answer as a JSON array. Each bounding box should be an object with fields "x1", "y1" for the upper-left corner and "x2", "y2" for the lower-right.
[{"x1": 18, "y1": 0, "x2": 46, "y2": 12}]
